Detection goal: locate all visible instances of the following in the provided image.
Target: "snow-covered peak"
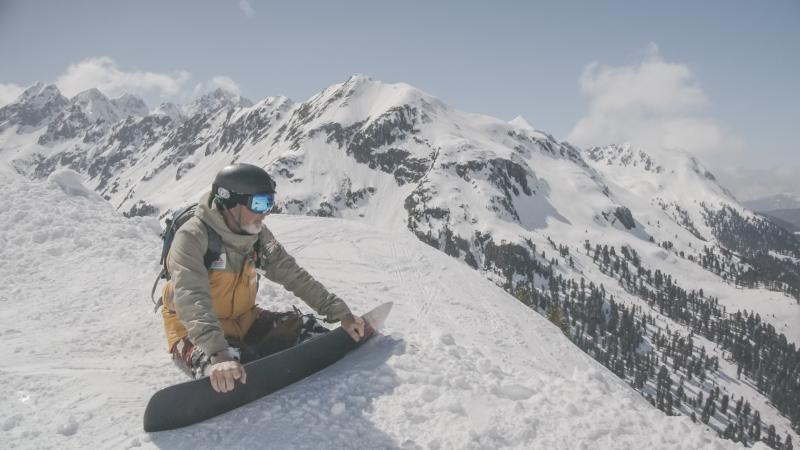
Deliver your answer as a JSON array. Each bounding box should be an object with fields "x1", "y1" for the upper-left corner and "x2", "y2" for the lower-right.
[
  {"x1": 507, "y1": 115, "x2": 554, "y2": 141},
  {"x1": 151, "y1": 102, "x2": 186, "y2": 123},
  {"x1": 184, "y1": 88, "x2": 253, "y2": 118},
  {"x1": 584, "y1": 143, "x2": 664, "y2": 173},
  {"x1": 71, "y1": 87, "x2": 107, "y2": 102},
  {"x1": 69, "y1": 89, "x2": 148, "y2": 124},
  {"x1": 255, "y1": 95, "x2": 292, "y2": 109},
  {"x1": 583, "y1": 142, "x2": 745, "y2": 247},
  {"x1": 586, "y1": 143, "x2": 726, "y2": 192},
  {"x1": 509, "y1": 115, "x2": 536, "y2": 132},
  {"x1": 16, "y1": 82, "x2": 46, "y2": 101},
  {"x1": 111, "y1": 93, "x2": 149, "y2": 119},
  {"x1": 294, "y1": 74, "x2": 446, "y2": 130},
  {"x1": 16, "y1": 82, "x2": 64, "y2": 107},
  {"x1": 0, "y1": 82, "x2": 69, "y2": 131},
  {"x1": 70, "y1": 88, "x2": 116, "y2": 122}
]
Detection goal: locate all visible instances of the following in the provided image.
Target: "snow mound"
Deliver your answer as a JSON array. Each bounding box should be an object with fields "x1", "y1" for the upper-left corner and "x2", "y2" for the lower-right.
[{"x1": 47, "y1": 169, "x2": 99, "y2": 199}]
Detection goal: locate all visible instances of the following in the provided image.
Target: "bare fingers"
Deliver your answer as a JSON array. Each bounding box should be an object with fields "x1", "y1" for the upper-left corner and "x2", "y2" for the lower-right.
[
  {"x1": 344, "y1": 315, "x2": 366, "y2": 342},
  {"x1": 209, "y1": 362, "x2": 247, "y2": 393}
]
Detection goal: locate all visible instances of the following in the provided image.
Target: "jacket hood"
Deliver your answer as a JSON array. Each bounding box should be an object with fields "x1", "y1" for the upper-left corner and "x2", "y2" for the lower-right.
[{"x1": 196, "y1": 191, "x2": 260, "y2": 253}]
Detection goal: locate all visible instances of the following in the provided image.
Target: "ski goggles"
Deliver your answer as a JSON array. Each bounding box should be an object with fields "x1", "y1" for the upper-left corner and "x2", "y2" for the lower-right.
[{"x1": 245, "y1": 193, "x2": 275, "y2": 214}]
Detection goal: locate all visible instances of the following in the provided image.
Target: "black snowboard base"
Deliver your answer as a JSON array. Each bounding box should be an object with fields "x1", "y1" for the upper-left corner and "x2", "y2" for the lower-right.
[{"x1": 143, "y1": 302, "x2": 393, "y2": 432}]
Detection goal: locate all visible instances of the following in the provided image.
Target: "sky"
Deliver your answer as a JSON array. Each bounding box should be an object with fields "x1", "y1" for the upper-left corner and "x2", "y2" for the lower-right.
[{"x1": 1, "y1": 0, "x2": 798, "y2": 201}]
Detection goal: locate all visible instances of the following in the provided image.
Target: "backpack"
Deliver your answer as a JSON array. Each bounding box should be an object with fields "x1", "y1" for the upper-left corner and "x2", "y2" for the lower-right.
[{"x1": 150, "y1": 203, "x2": 222, "y2": 312}]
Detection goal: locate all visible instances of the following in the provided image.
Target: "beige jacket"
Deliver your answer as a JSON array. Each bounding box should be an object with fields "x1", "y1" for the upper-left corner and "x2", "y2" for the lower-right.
[{"x1": 161, "y1": 192, "x2": 351, "y2": 356}]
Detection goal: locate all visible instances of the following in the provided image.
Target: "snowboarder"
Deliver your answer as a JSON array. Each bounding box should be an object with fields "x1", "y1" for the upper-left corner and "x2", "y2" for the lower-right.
[{"x1": 159, "y1": 163, "x2": 366, "y2": 393}]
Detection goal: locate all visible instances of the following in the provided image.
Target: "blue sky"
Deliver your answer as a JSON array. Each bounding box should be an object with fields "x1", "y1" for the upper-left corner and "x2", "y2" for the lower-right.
[{"x1": 1, "y1": 0, "x2": 798, "y2": 199}]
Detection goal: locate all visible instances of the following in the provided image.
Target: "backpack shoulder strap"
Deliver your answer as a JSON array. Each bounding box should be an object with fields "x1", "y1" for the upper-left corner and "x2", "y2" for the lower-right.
[
  {"x1": 151, "y1": 216, "x2": 223, "y2": 312},
  {"x1": 201, "y1": 220, "x2": 223, "y2": 269},
  {"x1": 150, "y1": 267, "x2": 167, "y2": 311},
  {"x1": 253, "y1": 235, "x2": 262, "y2": 269}
]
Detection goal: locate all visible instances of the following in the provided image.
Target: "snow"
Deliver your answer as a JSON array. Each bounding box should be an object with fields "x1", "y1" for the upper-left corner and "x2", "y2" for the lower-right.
[
  {"x1": 182, "y1": 88, "x2": 253, "y2": 118},
  {"x1": 47, "y1": 169, "x2": 101, "y2": 198},
  {"x1": 582, "y1": 143, "x2": 800, "y2": 343},
  {"x1": 508, "y1": 115, "x2": 536, "y2": 133},
  {"x1": 152, "y1": 103, "x2": 185, "y2": 123},
  {"x1": 17, "y1": 83, "x2": 62, "y2": 109},
  {"x1": 769, "y1": 250, "x2": 800, "y2": 265},
  {"x1": 0, "y1": 171, "x2": 750, "y2": 449},
  {"x1": 68, "y1": 89, "x2": 148, "y2": 124}
]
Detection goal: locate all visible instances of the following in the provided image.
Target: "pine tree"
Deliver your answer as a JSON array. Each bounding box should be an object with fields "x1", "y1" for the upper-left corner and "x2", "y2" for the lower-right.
[
  {"x1": 723, "y1": 424, "x2": 734, "y2": 440},
  {"x1": 513, "y1": 285, "x2": 532, "y2": 305},
  {"x1": 720, "y1": 394, "x2": 729, "y2": 416},
  {"x1": 547, "y1": 303, "x2": 570, "y2": 336},
  {"x1": 766, "y1": 425, "x2": 776, "y2": 447},
  {"x1": 751, "y1": 410, "x2": 761, "y2": 443}
]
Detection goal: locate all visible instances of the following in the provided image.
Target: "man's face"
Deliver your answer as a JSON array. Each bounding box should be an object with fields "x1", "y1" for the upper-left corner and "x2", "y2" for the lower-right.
[{"x1": 230, "y1": 203, "x2": 267, "y2": 234}]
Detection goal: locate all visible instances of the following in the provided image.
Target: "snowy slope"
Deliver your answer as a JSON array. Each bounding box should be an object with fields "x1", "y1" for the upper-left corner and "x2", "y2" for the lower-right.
[
  {"x1": 581, "y1": 143, "x2": 800, "y2": 342},
  {"x1": 0, "y1": 170, "x2": 748, "y2": 450},
  {"x1": 583, "y1": 143, "x2": 738, "y2": 243}
]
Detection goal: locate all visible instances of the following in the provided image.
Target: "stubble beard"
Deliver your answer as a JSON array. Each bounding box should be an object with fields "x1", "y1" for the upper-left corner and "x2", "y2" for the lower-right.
[{"x1": 241, "y1": 220, "x2": 262, "y2": 235}]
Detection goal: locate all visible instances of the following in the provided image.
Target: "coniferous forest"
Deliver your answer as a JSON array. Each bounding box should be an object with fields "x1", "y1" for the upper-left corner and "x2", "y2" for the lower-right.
[{"x1": 511, "y1": 234, "x2": 798, "y2": 449}]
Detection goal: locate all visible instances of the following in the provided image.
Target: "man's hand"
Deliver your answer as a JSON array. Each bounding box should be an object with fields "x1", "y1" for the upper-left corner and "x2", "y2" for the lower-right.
[
  {"x1": 341, "y1": 313, "x2": 370, "y2": 342},
  {"x1": 208, "y1": 351, "x2": 247, "y2": 393}
]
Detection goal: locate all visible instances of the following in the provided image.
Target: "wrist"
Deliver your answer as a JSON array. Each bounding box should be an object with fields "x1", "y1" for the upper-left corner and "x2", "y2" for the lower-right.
[{"x1": 209, "y1": 347, "x2": 237, "y2": 364}]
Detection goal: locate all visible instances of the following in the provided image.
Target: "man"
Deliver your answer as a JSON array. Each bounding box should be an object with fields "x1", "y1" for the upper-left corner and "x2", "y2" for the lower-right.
[{"x1": 160, "y1": 163, "x2": 366, "y2": 393}]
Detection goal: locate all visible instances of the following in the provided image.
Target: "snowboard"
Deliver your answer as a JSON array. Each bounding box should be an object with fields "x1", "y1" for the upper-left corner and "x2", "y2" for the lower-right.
[{"x1": 143, "y1": 301, "x2": 393, "y2": 432}]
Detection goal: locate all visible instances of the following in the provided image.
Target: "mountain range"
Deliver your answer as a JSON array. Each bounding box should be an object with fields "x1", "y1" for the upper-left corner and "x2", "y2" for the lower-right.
[
  {"x1": 1, "y1": 75, "x2": 798, "y2": 447},
  {"x1": 742, "y1": 194, "x2": 800, "y2": 233}
]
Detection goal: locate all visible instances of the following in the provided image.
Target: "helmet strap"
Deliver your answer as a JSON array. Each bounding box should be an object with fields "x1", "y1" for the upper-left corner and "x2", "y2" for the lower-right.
[
  {"x1": 233, "y1": 207, "x2": 245, "y2": 234},
  {"x1": 213, "y1": 195, "x2": 224, "y2": 208}
]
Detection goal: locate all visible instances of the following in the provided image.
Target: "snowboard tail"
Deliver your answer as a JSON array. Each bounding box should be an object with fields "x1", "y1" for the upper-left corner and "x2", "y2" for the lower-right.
[{"x1": 143, "y1": 302, "x2": 392, "y2": 432}]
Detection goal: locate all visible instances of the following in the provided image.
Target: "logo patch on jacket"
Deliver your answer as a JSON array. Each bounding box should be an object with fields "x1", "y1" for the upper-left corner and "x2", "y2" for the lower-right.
[
  {"x1": 264, "y1": 239, "x2": 279, "y2": 255},
  {"x1": 210, "y1": 253, "x2": 226, "y2": 270}
]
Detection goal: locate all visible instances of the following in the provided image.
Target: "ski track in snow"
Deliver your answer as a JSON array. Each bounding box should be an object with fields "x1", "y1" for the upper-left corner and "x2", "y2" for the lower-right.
[{"x1": 0, "y1": 171, "x2": 753, "y2": 450}]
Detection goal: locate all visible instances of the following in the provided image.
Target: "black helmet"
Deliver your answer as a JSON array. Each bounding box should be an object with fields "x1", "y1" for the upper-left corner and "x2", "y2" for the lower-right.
[{"x1": 211, "y1": 163, "x2": 276, "y2": 208}]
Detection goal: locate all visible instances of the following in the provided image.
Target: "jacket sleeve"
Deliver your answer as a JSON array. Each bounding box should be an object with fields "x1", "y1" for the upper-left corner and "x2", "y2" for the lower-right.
[
  {"x1": 257, "y1": 229, "x2": 352, "y2": 322},
  {"x1": 167, "y1": 223, "x2": 230, "y2": 356}
]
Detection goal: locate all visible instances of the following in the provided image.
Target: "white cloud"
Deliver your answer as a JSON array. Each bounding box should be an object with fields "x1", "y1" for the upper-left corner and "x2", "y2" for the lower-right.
[
  {"x1": 567, "y1": 44, "x2": 744, "y2": 158},
  {"x1": 211, "y1": 76, "x2": 241, "y2": 95},
  {"x1": 714, "y1": 165, "x2": 800, "y2": 202},
  {"x1": 55, "y1": 57, "x2": 191, "y2": 98},
  {"x1": 192, "y1": 75, "x2": 242, "y2": 98},
  {"x1": 0, "y1": 82, "x2": 25, "y2": 107},
  {"x1": 238, "y1": 0, "x2": 255, "y2": 18}
]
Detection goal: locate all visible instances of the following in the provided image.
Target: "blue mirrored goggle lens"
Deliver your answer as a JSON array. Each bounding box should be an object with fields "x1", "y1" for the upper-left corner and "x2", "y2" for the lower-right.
[{"x1": 248, "y1": 193, "x2": 274, "y2": 213}]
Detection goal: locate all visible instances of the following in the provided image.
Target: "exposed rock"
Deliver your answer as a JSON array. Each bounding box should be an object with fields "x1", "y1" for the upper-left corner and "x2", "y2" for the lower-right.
[
  {"x1": 124, "y1": 200, "x2": 159, "y2": 218},
  {"x1": 613, "y1": 206, "x2": 636, "y2": 230}
]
